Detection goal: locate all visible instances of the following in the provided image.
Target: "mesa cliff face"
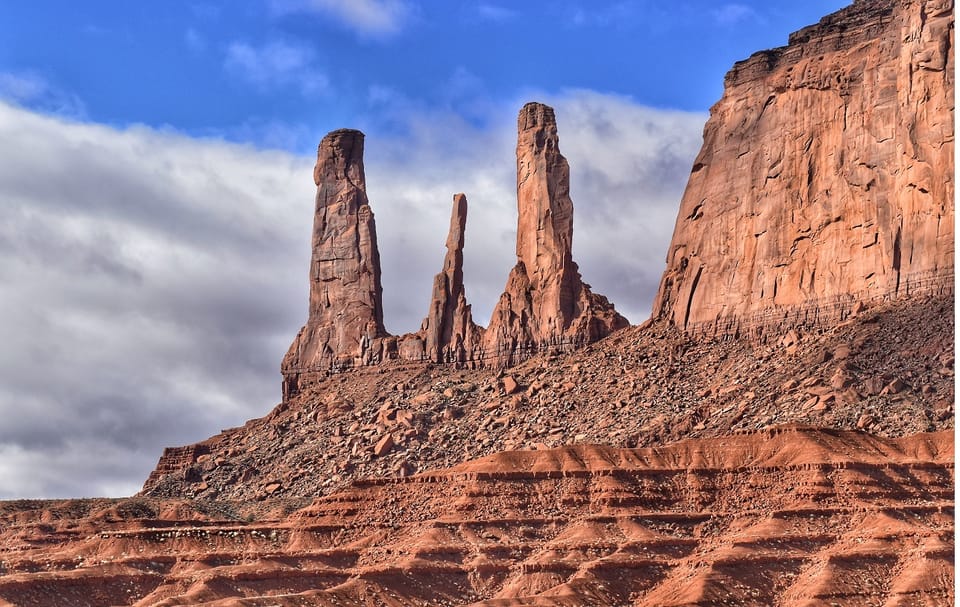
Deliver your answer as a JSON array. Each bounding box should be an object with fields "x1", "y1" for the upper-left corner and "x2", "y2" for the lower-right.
[
  {"x1": 654, "y1": 0, "x2": 954, "y2": 336},
  {"x1": 282, "y1": 103, "x2": 626, "y2": 396}
]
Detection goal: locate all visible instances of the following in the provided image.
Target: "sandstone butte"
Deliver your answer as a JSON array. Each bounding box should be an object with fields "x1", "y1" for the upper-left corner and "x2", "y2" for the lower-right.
[
  {"x1": 282, "y1": 101, "x2": 627, "y2": 398},
  {"x1": 1, "y1": 1, "x2": 955, "y2": 606},
  {"x1": 653, "y1": 0, "x2": 954, "y2": 337}
]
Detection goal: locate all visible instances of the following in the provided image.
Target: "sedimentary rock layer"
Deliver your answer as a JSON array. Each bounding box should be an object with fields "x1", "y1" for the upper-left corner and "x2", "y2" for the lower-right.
[
  {"x1": 654, "y1": 0, "x2": 954, "y2": 337},
  {"x1": 485, "y1": 102, "x2": 628, "y2": 365},
  {"x1": 4, "y1": 428, "x2": 953, "y2": 606}
]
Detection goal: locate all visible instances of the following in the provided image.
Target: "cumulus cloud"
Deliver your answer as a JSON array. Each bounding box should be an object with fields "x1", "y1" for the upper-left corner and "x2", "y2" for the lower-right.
[
  {"x1": 0, "y1": 101, "x2": 313, "y2": 498},
  {"x1": 0, "y1": 92, "x2": 705, "y2": 498},
  {"x1": 225, "y1": 39, "x2": 328, "y2": 96},
  {"x1": 269, "y1": 0, "x2": 412, "y2": 36}
]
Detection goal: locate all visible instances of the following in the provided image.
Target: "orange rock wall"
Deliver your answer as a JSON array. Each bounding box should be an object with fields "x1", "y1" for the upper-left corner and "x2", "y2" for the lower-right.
[{"x1": 654, "y1": 0, "x2": 954, "y2": 337}]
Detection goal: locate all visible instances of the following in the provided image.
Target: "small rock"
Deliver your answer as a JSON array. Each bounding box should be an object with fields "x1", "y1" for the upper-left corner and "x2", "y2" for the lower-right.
[
  {"x1": 502, "y1": 376, "x2": 520, "y2": 395},
  {"x1": 411, "y1": 392, "x2": 433, "y2": 406},
  {"x1": 856, "y1": 414, "x2": 875, "y2": 429},
  {"x1": 880, "y1": 378, "x2": 908, "y2": 395},
  {"x1": 374, "y1": 434, "x2": 395, "y2": 456},
  {"x1": 830, "y1": 368, "x2": 852, "y2": 390}
]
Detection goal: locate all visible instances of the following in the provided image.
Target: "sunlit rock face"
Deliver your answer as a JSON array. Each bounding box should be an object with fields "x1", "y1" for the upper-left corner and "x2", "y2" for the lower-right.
[{"x1": 654, "y1": 0, "x2": 954, "y2": 338}]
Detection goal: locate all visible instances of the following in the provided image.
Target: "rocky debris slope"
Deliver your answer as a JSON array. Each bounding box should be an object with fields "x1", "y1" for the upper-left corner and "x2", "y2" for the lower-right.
[
  {"x1": 282, "y1": 103, "x2": 627, "y2": 397},
  {"x1": 654, "y1": 0, "x2": 954, "y2": 337},
  {"x1": 484, "y1": 102, "x2": 628, "y2": 366},
  {"x1": 2, "y1": 428, "x2": 953, "y2": 606},
  {"x1": 143, "y1": 293, "x2": 953, "y2": 501}
]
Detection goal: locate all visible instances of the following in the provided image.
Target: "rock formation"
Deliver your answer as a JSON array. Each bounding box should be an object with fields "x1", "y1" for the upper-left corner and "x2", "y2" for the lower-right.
[
  {"x1": 143, "y1": 292, "x2": 954, "y2": 500},
  {"x1": 654, "y1": 0, "x2": 954, "y2": 337},
  {"x1": 281, "y1": 103, "x2": 627, "y2": 392},
  {"x1": 9, "y1": 2, "x2": 956, "y2": 606},
  {"x1": 418, "y1": 193, "x2": 483, "y2": 364},
  {"x1": 281, "y1": 129, "x2": 391, "y2": 397},
  {"x1": 485, "y1": 102, "x2": 628, "y2": 365}
]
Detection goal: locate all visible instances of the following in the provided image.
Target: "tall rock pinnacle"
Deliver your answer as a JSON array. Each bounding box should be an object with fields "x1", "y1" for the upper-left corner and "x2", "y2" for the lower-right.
[
  {"x1": 653, "y1": 0, "x2": 954, "y2": 337},
  {"x1": 485, "y1": 102, "x2": 628, "y2": 365},
  {"x1": 419, "y1": 193, "x2": 483, "y2": 364},
  {"x1": 282, "y1": 129, "x2": 387, "y2": 396}
]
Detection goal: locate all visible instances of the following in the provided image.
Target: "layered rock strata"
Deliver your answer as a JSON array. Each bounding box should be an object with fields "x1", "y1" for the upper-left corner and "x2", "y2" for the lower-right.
[
  {"x1": 282, "y1": 104, "x2": 626, "y2": 395},
  {"x1": 281, "y1": 129, "x2": 390, "y2": 397},
  {"x1": 485, "y1": 102, "x2": 628, "y2": 365},
  {"x1": 654, "y1": 0, "x2": 954, "y2": 337},
  {"x1": 7, "y1": 428, "x2": 954, "y2": 607}
]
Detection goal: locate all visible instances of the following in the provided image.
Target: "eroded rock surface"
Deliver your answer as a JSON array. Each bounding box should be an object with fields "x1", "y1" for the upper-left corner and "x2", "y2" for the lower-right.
[
  {"x1": 281, "y1": 129, "x2": 389, "y2": 395},
  {"x1": 3, "y1": 428, "x2": 953, "y2": 607},
  {"x1": 418, "y1": 193, "x2": 484, "y2": 364},
  {"x1": 485, "y1": 103, "x2": 628, "y2": 365},
  {"x1": 654, "y1": 0, "x2": 954, "y2": 337},
  {"x1": 282, "y1": 104, "x2": 627, "y2": 395},
  {"x1": 143, "y1": 294, "x2": 954, "y2": 501}
]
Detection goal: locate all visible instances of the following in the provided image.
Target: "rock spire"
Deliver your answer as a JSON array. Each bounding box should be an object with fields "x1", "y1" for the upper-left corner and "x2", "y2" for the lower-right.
[
  {"x1": 484, "y1": 102, "x2": 628, "y2": 365},
  {"x1": 419, "y1": 193, "x2": 483, "y2": 364},
  {"x1": 281, "y1": 129, "x2": 389, "y2": 397},
  {"x1": 281, "y1": 104, "x2": 629, "y2": 394}
]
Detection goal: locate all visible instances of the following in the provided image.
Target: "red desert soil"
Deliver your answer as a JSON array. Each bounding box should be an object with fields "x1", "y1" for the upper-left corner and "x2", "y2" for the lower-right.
[{"x1": 0, "y1": 426, "x2": 952, "y2": 607}]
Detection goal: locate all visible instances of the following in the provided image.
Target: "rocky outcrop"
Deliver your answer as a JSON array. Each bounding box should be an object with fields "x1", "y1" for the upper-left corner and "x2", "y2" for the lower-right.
[
  {"x1": 281, "y1": 104, "x2": 627, "y2": 393},
  {"x1": 281, "y1": 129, "x2": 390, "y2": 397},
  {"x1": 654, "y1": 0, "x2": 954, "y2": 337},
  {"x1": 418, "y1": 193, "x2": 483, "y2": 364},
  {"x1": 485, "y1": 103, "x2": 628, "y2": 365}
]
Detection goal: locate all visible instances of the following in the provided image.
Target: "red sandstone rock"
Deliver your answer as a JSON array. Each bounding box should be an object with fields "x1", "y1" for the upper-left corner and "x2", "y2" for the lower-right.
[
  {"x1": 282, "y1": 129, "x2": 389, "y2": 395},
  {"x1": 418, "y1": 193, "x2": 483, "y2": 363},
  {"x1": 373, "y1": 434, "x2": 394, "y2": 456},
  {"x1": 485, "y1": 102, "x2": 628, "y2": 365},
  {"x1": 654, "y1": 0, "x2": 954, "y2": 337},
  {"x1": 1, "y1": 428, "x2": 953, "y2": 607}
]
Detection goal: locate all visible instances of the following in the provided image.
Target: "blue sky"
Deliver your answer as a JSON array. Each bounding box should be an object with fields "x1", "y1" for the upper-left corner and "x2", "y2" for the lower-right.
[
  {"x1": 0, "y1": 1, "x2": 846, "y2": 149},
  {"x1": 0, "y1": 1, "x2": 850, "y2": 498}
]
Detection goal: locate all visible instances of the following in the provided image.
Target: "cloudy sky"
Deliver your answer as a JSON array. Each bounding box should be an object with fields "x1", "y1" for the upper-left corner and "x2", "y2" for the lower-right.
[{"x1": 0, "y1": 1, "x2": 848, "y2": 498}]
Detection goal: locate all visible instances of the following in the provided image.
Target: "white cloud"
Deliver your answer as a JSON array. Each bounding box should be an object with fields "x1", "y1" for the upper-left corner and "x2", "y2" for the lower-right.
[
  {"x1": 0, "y1": 101, "x2": 313, "y2": 498},
  {"x1": 711, "y1": 3, "x2": 760, "y2": 26},
  {"x1": 0, "y1": 71, "x2": 86, "y2": 118},
  {"x1": 185, "y1": 27, "x2": 206, "y2": 52},
  {"x1": 270, "y1": 0, "x2": 412, "y2": 36},
  {"x1": 225, "y1": 39, "x2": 328, "y2": 96},
  {"x1": 0, "y1": 92, "x2": 705, "y2": 498},
  {"x1": 476, "y1": 4, "x2": 518, "y2": 21}
]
